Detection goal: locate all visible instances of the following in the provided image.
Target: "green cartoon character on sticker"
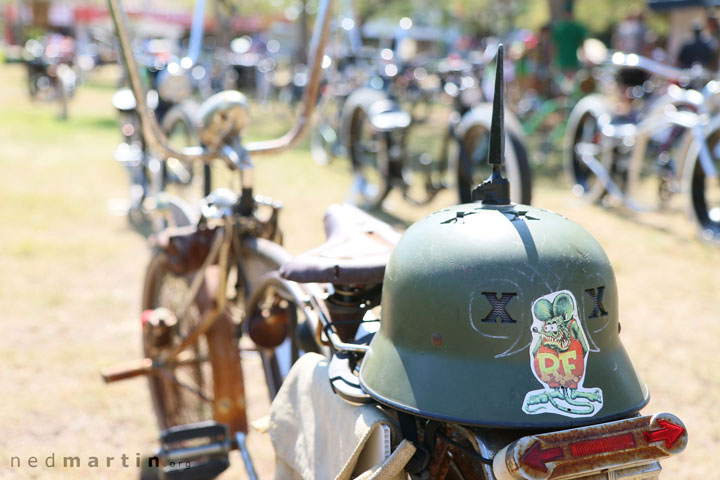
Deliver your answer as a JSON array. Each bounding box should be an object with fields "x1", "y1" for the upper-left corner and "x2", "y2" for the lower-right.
[{"x1": 522, "y1": 290, "x2": 603, "y2": 417}]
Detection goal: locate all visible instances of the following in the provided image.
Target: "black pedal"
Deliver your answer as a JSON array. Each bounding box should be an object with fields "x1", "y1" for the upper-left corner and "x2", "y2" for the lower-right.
[{"x1": 158, "y1": 421, "x2": 231, "y2": 480}]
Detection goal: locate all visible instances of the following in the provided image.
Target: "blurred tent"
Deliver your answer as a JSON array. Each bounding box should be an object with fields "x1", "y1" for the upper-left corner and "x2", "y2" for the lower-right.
[{"x1": 3, "y1": 0, "x2": 269, "y2": 64}]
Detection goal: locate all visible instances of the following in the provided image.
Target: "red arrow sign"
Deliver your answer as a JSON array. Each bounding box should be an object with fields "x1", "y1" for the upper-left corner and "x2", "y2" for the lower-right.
[
  {"x1": 520, "y1": 442, "x2": 564, "y2": 472},
  {"x1": 644, "y1": 420, "x2": 685, "y2": 448}
]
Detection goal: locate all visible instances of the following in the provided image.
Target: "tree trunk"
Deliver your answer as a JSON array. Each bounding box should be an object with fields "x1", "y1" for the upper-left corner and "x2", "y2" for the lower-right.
[
  {"x1": 298, "y1": 0, "x2": 309, "y2": 65},
  {"x1": 548, "y1": 0, "x2": 573, "y2": 22}
]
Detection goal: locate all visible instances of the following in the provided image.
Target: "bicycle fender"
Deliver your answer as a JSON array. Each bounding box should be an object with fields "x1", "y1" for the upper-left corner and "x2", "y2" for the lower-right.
[
  {"x1": 456, "y1": 103, "x2": 526, "y2": 143},
  {"x1": 340, "y1": 87, "x2": 390, "y2": 153}
]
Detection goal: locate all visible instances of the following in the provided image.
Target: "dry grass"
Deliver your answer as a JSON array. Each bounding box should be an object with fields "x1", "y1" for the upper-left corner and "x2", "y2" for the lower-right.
[{"x1": 0, "y1": 61, "x2": 718, "y2": 479}]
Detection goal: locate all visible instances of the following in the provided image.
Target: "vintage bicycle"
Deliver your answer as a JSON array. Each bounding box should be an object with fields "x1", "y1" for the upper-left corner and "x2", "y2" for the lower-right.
[
  {"x1": 310, "y1": 22, "x2": 532, "y2": 209},
  {"x1": 111, "y1": 0, "x2": 216, "y2": 230},
  {"x1": 101, "y1": 2, "x2": 689, "y2": 472},
  {"x1": 101, "y1": 0, "x2": 344, "y2": 477},
  {"x1": 564, "y1": 52, "x2": 720, "y2": 241},
  {"x1": 24, "y1": 35, "x2": 77, "y2": 120}
]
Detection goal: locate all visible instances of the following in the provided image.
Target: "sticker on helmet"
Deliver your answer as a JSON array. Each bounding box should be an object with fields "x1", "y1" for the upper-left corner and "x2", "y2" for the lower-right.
[{"x1": 522, "y1": 290, "x2": 603, "y2": 417}]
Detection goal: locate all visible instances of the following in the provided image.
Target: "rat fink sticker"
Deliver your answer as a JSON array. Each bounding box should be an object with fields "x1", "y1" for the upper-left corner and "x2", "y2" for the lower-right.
[{"x1": 522, "y1": 290, "x2": 603, "y2": 417}]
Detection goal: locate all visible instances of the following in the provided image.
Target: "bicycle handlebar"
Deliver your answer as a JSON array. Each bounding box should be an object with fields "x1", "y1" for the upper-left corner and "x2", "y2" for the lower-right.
[
  {"x1": 107, "y1": 0, "x2": 333, "y2": 164},
  {"x1": 246, "y1": 0, "x2": 331, "y2": 156},
  {"x1": 606, "y1": 51, "x2": 713, "y2": 84}
]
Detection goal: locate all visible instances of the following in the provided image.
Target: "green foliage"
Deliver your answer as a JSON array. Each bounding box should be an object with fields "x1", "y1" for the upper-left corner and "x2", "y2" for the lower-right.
[
  {"x1": 355, "y1": 0, "x2": 667, "y2": 37},
  {"x1": 357, "y1": 0, "x2": 535, "y2": 35},
  {"x1": 574, "y1": 0, "x2": 668, "y2": 36},
  {"x1": 17, "y1": 0, "x2": 666, "y2": 39},
  {"x1": 515, "y1": 0, "x2": 550, "y2": 32}
]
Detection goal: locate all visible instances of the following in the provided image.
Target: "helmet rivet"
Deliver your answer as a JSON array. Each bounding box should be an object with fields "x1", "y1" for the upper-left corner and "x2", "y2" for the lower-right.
[{"x1": 431, "y1": 332, "x2": 443, "y2": 347}]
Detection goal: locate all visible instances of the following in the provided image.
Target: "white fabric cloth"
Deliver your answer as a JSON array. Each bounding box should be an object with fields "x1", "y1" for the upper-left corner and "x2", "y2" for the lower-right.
[{"x1": 269, "y1": 353, "x2": 413, "y2": 480}]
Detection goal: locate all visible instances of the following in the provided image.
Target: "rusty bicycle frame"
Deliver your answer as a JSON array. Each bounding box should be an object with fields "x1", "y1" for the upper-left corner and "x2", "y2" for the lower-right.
[{"x1": 101, "y1": 0, "x2": 334, "y2": 451}]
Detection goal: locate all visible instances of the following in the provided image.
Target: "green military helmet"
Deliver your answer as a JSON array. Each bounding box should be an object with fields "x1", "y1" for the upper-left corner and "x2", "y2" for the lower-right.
[
  {"x1": 359, "y1": 202, "x2": 649, "y2": 428},
  {"x1": 359, "y1": 45, "x2": 648, "y2": 429}
]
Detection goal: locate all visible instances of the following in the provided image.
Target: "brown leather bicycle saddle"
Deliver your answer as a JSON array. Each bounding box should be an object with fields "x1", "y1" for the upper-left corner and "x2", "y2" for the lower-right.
[{"x1": 279, "y1": 204, "x2": 400, "y2": 285}]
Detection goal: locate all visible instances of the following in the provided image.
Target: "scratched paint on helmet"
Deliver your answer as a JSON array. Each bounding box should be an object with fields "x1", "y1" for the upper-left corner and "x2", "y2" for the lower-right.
[{"x1": 522, "y1": 290, "x2": 604, "y2": 418}]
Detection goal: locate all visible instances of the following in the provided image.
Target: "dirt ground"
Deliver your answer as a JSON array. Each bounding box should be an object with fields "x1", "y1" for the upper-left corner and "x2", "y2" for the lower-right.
[{"x1": 0, "y1": 62, "x2": 718, "y2": 479}]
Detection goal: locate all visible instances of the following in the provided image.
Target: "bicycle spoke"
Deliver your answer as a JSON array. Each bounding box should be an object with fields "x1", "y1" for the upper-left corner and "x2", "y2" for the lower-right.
[{"x1": 158, "y1": 366, "x2": 213, "y2": 404}]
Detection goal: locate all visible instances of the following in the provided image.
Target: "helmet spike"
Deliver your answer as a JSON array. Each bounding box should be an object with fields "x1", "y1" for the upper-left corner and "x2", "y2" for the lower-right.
[
  {"x1": 488, "y1": 44, "x2": 504, "y2": 170},
  {"x1": 472, "y1": 44, "x2": 510, "y2": 205}
]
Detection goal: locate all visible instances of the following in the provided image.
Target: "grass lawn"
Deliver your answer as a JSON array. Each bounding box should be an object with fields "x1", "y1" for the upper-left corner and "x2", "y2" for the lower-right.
[{"x1": 0, "y1": 61, "x2": 718, "y2": 479}]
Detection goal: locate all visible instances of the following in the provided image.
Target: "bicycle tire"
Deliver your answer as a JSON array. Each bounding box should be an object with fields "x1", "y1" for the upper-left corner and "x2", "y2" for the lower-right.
[
  {"x1": 688, "y1": 125, "x2": 720, "y2": 241},
  {"x1": 563, "y1": 95, "x2": 610, "y2": 202},
  {"x1": 141, "y1": 209, "x2": 231, "y2": 431},
  {"x1": 343, "y1": 88, "x2": 393, "y2": 209},
  {"x1": 456, "y1": 124, "x2": 532, "y2": 205},
  {"x1": 141, "y1": 252, "x2": 220, "y2": 431},
  {"x1": 348, "y1": 106, "x2": 392, "y2": 209},
  {"x1": 141, "y1": 235, "x2": 297, "y2": 431}
]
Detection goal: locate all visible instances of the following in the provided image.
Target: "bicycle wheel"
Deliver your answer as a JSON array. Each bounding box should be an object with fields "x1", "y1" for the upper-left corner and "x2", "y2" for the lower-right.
[
  {"x1": 457, "y1": 123, "x2": 531, "y2": 205},
  {"x1": 342, "y1": 88, "x2": 393, "y2": 209},
  {"x1": 348, "y1": 106, "x2": 391, "y2": 209},
  {"x1": 141, "y1": 236, "x2": 296, "y2": 430},
  {"x1": 689, "y1": 126, "x2": 720, "y2": 240},
  {"x1": 141, "y1": 253, "x2": 221, "y2": 431},
  {"x1": 563, "y1": 96, "x2": 612, "y2": 202}
]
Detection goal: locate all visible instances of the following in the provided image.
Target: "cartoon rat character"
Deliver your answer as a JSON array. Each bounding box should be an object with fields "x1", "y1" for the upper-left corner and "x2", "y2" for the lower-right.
[
  {"x1": 531, "y1": 292, "x2": 588, "y2": 389},
  {"x1": 523, "y1": 291, "x2": 603, "y2": 417}
]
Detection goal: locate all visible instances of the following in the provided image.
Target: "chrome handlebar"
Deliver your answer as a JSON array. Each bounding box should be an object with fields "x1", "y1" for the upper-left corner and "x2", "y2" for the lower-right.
[
  {"x1": 107, "y1": 0, "x2": 333, "y2": 164},
  {"x1": 245, "y1": 0, "x2": 332, "y2": 156},
  {"x1": 607, "y1": 51, "x2": 712, "y2": 84}
]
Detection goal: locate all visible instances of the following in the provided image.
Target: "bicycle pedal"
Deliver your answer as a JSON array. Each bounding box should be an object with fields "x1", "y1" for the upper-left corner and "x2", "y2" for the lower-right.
[{"x1": 159, "y1": 421, "x2": 231, "y2": 480}]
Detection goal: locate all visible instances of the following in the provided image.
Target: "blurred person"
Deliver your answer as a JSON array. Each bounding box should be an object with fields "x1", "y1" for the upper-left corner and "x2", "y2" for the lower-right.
[
  {"x1": 39, "y1": 31, "x2": 76, "y2": 65},
  {"x1": 677, "y1": 22, "x2": 713, "y2": 69},
  {"x1": 612, "y1": 11, "x2": 649, "y2": 55},
  {"x1": 534, "y1": 23, "x2": 553, "y2": 96},
  {"x1": 612, "y1": 13, "x2": 653, "y2": 97},
  {"x1": 550, "y1": 2, "x2": 587, "y2": 72},
  {"x1": 706, "y1": 10, "x2": 720, "y2": 69},
  {"x1": 510, "y1": 30, "x2": 537, "y2": 96}
]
